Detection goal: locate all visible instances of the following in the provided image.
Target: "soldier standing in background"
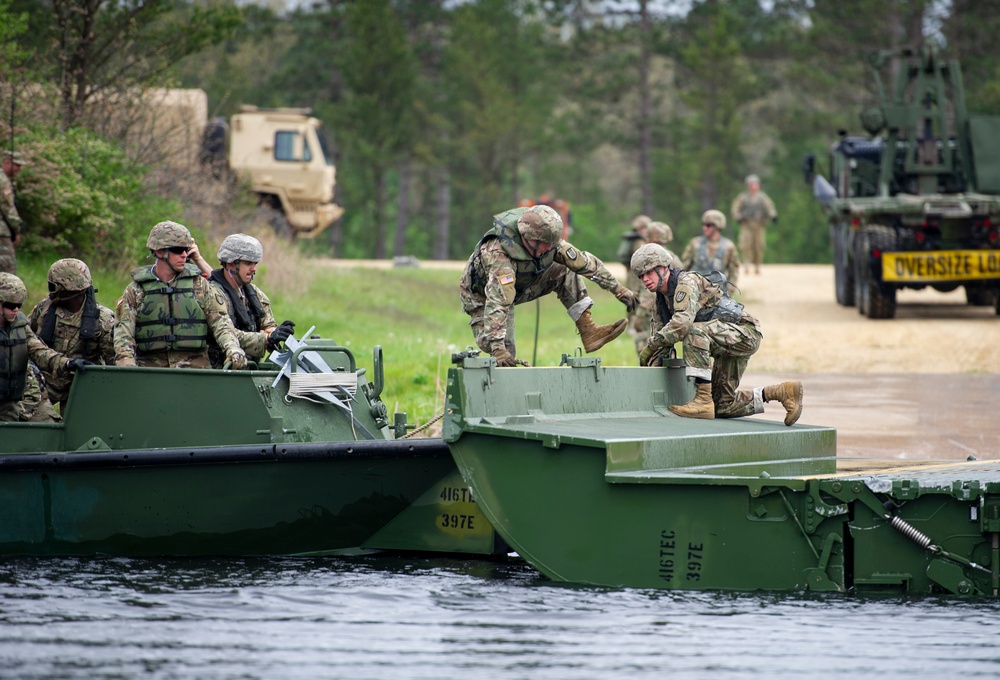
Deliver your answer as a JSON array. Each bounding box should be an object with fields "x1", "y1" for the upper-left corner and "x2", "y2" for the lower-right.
[
  {"x1": 207, "y1": 233, "x2": 294, "y2": 368},
  {"x1": 0, "y1": 272, "x2": 88, "y2": 422},
  {"x1": 114, "y1": 221, "x2": 247, "y2": 370},
  {"x1": 28, "y1": 258, "x2": 115, "y2": 412},
  {"x1": 731, "y1": 174, "x2": 777, "y2": 275},
  {"x1": 629, "y1": 243, "x2": 802, "y2": 426},
  {"x1": 0, "y1": 151, "x2": 27, "y2": 274},
  {"x1": 460, "y1": 204, "x2": 637, "y2": 366},
  {"x1": 629, "y1": 221, "x2": 678, "y2": 355},
  {"x1": 680, "y1": 209, "x2": 741, "y2": 286}
]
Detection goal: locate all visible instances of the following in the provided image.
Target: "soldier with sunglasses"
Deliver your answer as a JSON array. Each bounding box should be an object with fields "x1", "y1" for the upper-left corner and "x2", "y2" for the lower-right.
[{"x1": 113, "y1": 221, "x2": 247, "y2": 370}]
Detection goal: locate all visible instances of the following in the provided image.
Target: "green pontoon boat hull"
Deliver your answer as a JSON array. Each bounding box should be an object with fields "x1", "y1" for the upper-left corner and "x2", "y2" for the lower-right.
[
  {"x1": 0, "y1": 342, "x2": 503, "y2": 557},
  {"x1": 444, "y1": 353, "x2": 1000, "y2": 596}
]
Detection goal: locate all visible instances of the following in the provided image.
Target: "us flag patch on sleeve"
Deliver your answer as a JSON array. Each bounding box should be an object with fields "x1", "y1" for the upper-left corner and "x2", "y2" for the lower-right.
[{"x1": 500, "y1": 273, "x2": 514, "y2": 285}]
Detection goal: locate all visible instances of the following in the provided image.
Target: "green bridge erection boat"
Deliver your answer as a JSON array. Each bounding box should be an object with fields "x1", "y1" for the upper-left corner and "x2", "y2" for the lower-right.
[
  {"x1": 0, "y1": 339, "x2": 504, "y2": 558},
  {"x1": 444, "y1": 352, "x2": 1000, "y2": 597}
]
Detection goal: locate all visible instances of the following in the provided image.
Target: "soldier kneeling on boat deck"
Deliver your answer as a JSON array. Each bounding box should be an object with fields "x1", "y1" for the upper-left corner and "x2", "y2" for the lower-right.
[
  {"x1": 114, "y1": 221, "x2": 246, "y2": 370},
  {"x1": 0, "y1": 272, "x2": 87, "y2": 422},
  {"x1": 629, "y1": 243, "x2": 803, "y2": 426},
  {"x1": 207, "y1": 233, "x2": 295, "y2": 368}
]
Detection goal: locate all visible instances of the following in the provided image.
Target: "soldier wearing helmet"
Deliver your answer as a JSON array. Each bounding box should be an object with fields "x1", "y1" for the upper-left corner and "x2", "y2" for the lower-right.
[
  {"x1": 731, "y1": 174, "x2": 777, "y2": 275},
  {"x1": 629, "y1": 243, "x2": 802, "y2": 426},
  {"x1": 459, "y1": 204, "x2": 638, "y2": 366},
  {"x1": 0, "y1": 150, "x2": 27, "y2": 275},
  {"x1": 207, "y1": 233, "x2": 295, "y2": 368},
  {"x1": 27, "y1": 258, "x2": 115, "y2": 411},
  {"x1": 114, "y1": 221, "x2": 247, "y2": 370},
  {"x1": 628, "y1": 221, "x2": 678, "y2": 355},
  {"x1": 0, "y1": 272, "x2": 88, "y2": 422},
  {"x1": 680, "y1": 209, "x2": 741, "y2": 286}
]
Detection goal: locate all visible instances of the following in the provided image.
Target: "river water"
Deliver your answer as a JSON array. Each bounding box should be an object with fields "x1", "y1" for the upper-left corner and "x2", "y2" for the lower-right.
[{"x1": 2, "y1": 556, "x2": 999, "y2": 679}]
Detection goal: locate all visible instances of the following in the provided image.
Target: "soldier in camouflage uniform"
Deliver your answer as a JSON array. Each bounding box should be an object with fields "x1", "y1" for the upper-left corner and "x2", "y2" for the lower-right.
[
  {"x1": 0, "y1": 151, "x2": 27, "y2": 274},
  {"x1": 460, "y1": 205, "x2": 638, "y2": 366},
  {"x1": 114, "y1": 221, "x2": 247, "y2": 370},
  {"x1": 680, "y1": 209, "x2": 741, "y2": 286},
  {"x1": 629, "y1": 221, "x2": 678, "y2": 354},
  {"x1": 0, "y1": 272, "x2": 88, "y2": 422},
  {"x1": 28, "y1": 258, "x2": 115, "y2": 411},
  {"x1": 617, "y1": 214, "x2": 651, "y2": 296},
  {"x1": 630, "y1": 243, "x2": 802, "y2": 426},
  {"x1": 207, "y1": 233, "x2": 294, "y2": 368},
  {"x1": 731, "y1": 174, "x2": 777, "y2": 275}
]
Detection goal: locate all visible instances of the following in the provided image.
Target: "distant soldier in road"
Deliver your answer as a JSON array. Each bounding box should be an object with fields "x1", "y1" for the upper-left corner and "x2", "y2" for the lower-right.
[
  {"x1": 28, "y1": 258, "x2": 115, "y2": 412},
  {"x1": 114, "y1": 221, "x2": 247, "y2": 370},
  {"x1": 629, "y1": 220, "x2": 678, "y2": 354},
  {"x1": 680, "y1": 209, "x2": 741, "y2": 287},
  {"x1": 0, "y1": 272, "x2": 88, "y2": 422},
  {"x1": 207, "y1": 233, "x2": 294, "y2": 368},
  {"x1": 731, "y1": 174, "x2": 777, "y2": 275},
  {"x1": 0, "y1": 150, "x2": 27, "y2": 274},
  {"x1": 630, "y1": 243, "x2": 802, "y2": 426},
  {"x1": 460, "y1": 204, "x2": 637, "y2": 366}
]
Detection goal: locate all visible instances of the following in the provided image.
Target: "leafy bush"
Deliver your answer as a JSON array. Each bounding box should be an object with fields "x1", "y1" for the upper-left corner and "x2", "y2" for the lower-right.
[{"x1": 15, "y1": 127, "x2": 183, "y2": 272}]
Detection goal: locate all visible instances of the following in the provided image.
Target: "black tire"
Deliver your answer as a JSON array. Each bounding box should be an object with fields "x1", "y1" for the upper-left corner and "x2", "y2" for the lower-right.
[
  {"x1": 256, "y1": 197, "x2": 294, "y2": 240},
  {"x1": 854, "y1": 233, "x2": 868, "y2": 316},
  {"x1": 862, "y1": 226, "x2": 897, "y2": 319},
  {"x1": 832, "y1": 223, "x2": 855, "y2": 307},
  {"x1": 965, "y1": 285, "x2": 998, "y2": 307}
]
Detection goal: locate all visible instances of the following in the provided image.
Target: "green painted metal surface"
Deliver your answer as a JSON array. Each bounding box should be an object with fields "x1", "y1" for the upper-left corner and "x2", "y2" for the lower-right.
[
  {"x1": 445, "y1": 360, "x2": 1000, "y2": 596},
  {"x1": 0, "y1": 344, "x2": 502, "y2": 557}
]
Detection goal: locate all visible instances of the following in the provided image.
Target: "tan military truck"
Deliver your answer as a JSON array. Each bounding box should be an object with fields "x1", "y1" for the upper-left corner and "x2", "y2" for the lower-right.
[{"x1": 201, "y1": 104, "x2": 344, "y2": 239}]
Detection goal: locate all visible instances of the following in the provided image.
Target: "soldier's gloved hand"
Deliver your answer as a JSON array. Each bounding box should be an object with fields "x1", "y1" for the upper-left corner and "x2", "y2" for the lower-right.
[
  {"x1": 492, "y1": 346, "x2": 525, "y2": 367},
  {"x1": 638, "y1": 343, "x2": 663, "y2": 367},
  {"x1": 226, "y1": 349, "x2": 248, "y2": 371},
  {"x1": 615, "y1": 287, "x2": 639, "y2": 313},
  {"x1": 65, "y1": 358, "x2": 94, "y2": 373},
  {"x1": 266, "y1": 320, "x2": 296, "y2": 351}
]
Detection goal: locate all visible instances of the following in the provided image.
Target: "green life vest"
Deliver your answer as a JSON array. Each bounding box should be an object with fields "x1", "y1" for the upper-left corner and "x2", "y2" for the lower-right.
[
  {"x1": 0, "y1": 314, "x2": 29, "y2": 404},
  {"x1": 473, "y1": 208, "x2": 557, "y2": 298},
  {"x1": 132, "y1": 264, "x2": 209, "y2": 353}
]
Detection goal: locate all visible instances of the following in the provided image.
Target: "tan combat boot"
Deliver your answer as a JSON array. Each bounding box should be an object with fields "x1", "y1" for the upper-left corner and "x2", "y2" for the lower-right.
[
  {"x1": 668, "y1": 382, "x2": 715, "y2": 420},
  {"x1": 575, "y1": 309, "x2": 627, "y2": 353},
  {"x1": 763, "y1": 381, "x2": 803, "y2": 426}
]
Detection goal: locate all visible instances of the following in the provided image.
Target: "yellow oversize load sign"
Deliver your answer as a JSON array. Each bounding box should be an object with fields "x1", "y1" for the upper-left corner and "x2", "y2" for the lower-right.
[{"x1": 882, "y1": 249, "x2": 1000, "y2": 282}]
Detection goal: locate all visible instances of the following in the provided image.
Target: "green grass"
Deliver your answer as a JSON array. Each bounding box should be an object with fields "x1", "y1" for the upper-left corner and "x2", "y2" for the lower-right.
[{"x1": 16, "y1": 255, "x2": 639, "y2": 429}]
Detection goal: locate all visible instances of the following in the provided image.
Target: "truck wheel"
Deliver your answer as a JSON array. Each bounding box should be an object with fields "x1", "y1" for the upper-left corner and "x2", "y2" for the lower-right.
[
  {"x1": 832, "y1": 223, "x2": 855, "y2": 307},
  {"x1": 854, "y1": 235, "x2": 868, "y2": 316},
  {"x1": 256, "y1": 197, "x2": 293, "y2": 240},
  {"x1": 965, "y1": 284, "x2": 998, "y2": 307},
  {"x1": 861, "y1": 227, "x2": 897, "y2": 319}
]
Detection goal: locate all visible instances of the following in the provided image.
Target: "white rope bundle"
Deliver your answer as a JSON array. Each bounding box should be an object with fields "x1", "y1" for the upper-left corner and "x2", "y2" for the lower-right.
[{"x1": 286, "y1": 371, "x2": 358, "y2": 403}]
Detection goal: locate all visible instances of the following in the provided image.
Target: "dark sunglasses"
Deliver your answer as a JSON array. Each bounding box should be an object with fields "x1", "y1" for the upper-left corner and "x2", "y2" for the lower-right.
[
  {"x1": 166, "y1": 246, "x2": 190, "y2": 255},
  {"x1": 2, "y1": 301, "x2": 22, "y2": 310}
]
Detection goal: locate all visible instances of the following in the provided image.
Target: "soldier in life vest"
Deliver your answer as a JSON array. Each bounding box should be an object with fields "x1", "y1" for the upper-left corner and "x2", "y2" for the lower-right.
[
  {"x1": 207, "y1": 233, "x2": 295, "y2": 368},
  {"x1": 114, "y1": 221, "x2": 247, "y2": 370},
  {"x1": 630, "y1": 243, "x2": 802, "y2": 425},
  {"x1": 28, "y1": 258, "x2": 115, "y2": 412},
  {"x1": 731, "y1": 174, "x2": 778, "y2": 275},
  {"x1": 680, "y1": 209, "x2": 741, "y2": 287},
  {"x1": 459, "y1": 204, "x2": 638, "y2": 366},
  {"x1": 0, "y1": 272, "x2": 88, "y2": 422}
]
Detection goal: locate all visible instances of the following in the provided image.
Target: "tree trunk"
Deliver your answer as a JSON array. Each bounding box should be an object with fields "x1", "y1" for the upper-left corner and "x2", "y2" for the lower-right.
[
  {"x1": 638, "y1": 0, "x2": 654, "y2": 216},
  {"x1": 394, "y1": 153, "x2": 411, "y2": 257},
  {"x1": 374, "y1": 167, "x2": 387, "y2": 259},
  {"x1": 434, "y1": 166, "x2": 451, "y2": 260}
]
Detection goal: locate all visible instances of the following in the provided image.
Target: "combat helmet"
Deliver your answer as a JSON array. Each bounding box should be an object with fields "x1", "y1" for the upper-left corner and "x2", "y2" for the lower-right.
[
  {"x1": 48, "y1": 258, "x2": 92, "y2": 296},
  {"x1": 0, "y1": 272, "x2": 27, "y2": 306},
  {"x1": 631, "y1": 214, "x2": 652, "y2": 232},
  {"x1": 702, "y1": 209, "x2": 727, "y2": 230},
  {"x1": 218, "y1": 233, "x2": 263, "y2": 264},
  {"x1": 517, "y1": 205, "x2": 563, "y2": 245},
  {"x1": 745, "y1": 174, "x2": 760, "y2": 185},
  {"x1": 646, "y1": 221, "x2": 673, "y2": 245},
  {"x1": 146, "y1": 221, "x2": 195, "y2": 251},
  {"x1": 631, "y1": 243, "x2": 674, "y2": 278}
]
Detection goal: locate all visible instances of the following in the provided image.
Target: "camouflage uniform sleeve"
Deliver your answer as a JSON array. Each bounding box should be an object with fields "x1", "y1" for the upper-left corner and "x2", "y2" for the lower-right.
[
  {"x1": 726, "y1": 240, "x2": 741, "y2": 287},
  {"x1": 680, "y1": 239, "x2": 696, "y2": 270},
  {"x1": 197, "y1": 276, "x2": 241, "y2": 354},
  {"x1": 0, "y1": 173, "x2": 23, "y2": 238},
  {"x1": 762, "y1": 192, "x2": 777, "y2": 219},
  {"x1": 479, "y1": 240, "x2": 516, "y2": 349},
  {"x1": 114, "y1": 283, "x2": 142, "y2": 365},
  {"x1": 554, "y1": 241, "x2": 622, "y2": 292},
  {"x1": 731, "y1": 193, "x2": 745, "y2": 223},
  {"x1": 26, "y1": 325, "x2": 69, "y2": 375},
  {"x1": 98, "y1": 305, "x2": 116, "y2": 365},
  {"x1": 652, "y1": 274, "x2": 701, "y2": 348},
  {"x1": 27, "y1": 300, "x2": 44, "y2": 334},
  {"x1": 237, "y1": 285, "x2": 277, "y2": 362}
]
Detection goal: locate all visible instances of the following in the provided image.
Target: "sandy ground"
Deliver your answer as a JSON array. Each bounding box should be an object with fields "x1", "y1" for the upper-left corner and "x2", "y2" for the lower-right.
[{"x1": 320, "y1": 259, "x2": 1000, "y2": 460}]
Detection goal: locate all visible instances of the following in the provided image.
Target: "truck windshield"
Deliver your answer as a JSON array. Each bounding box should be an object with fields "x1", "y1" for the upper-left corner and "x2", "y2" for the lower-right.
[
  {"x1": 274, "y1": 131, "x2": 311, "y2": 162},
  {"x1": 315, "y1": 125, "x2": 334, "y2": 166}
]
